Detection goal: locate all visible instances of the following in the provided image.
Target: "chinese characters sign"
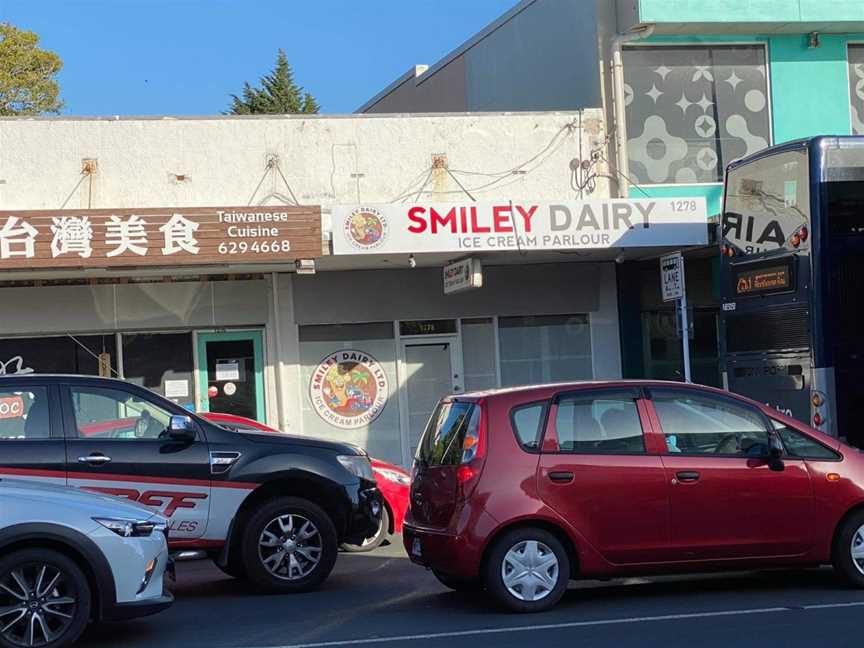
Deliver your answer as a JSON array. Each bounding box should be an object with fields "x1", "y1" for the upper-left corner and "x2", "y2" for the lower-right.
[{"x1": 0, "y1": 206, "x2": 322, "y2": 269}]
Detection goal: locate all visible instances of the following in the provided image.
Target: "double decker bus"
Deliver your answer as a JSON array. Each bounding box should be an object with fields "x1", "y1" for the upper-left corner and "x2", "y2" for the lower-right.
[{"x1": 720, "y1": 136, "x2": 864, "y2": 446}]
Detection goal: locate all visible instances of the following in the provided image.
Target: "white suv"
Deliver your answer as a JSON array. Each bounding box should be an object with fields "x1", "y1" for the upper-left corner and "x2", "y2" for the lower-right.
[{"x1": 0, "y1": 479, "x2": 173, "y2": 648}]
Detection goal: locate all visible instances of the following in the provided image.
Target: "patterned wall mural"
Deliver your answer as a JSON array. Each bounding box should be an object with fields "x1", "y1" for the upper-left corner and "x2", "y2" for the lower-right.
[
  {"x1": 623, "y1": 45, "x2": 771, "y2": 185},
  {"x1": 849, "y1": 45, "x2": 864, "y2": 136}
]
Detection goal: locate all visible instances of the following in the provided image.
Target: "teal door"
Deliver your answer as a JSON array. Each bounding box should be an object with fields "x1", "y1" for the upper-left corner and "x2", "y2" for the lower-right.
[{"x1": 197, "y1": 330, "x2": 265, "y2": 422}]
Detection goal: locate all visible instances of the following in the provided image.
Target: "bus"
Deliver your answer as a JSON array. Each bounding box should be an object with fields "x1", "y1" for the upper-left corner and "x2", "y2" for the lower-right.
[{"x1": 719, "y1": 136, "x2": 864, "y2": 447}]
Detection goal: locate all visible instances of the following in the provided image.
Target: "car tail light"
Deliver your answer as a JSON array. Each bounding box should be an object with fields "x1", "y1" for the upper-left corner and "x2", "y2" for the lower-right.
[
  {"x1": 813, "y1": 413, "x2": 824, "y2": 427},
  {"x1": 456, "y1": 401, "x2": 486, "y2": 500},
  {"x1": 799, "y1": 226, "x2": 809, "y2": 242}
]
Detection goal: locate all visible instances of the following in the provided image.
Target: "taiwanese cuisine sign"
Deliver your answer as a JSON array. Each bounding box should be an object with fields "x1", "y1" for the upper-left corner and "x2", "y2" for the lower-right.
[
  {"x1": 332, "y1": 199, "x2": 707, "y2": 255},
  {"x1": 0, "y1": 206, "x2": 322, "y2": 269}
]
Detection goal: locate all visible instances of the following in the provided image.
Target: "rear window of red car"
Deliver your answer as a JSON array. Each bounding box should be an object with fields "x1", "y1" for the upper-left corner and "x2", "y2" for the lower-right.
[{"x1": 416, "y1": 400, "x2": 477, "y2": 466}]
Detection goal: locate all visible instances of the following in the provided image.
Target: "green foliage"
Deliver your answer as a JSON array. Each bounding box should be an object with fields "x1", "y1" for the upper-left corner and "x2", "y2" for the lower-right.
[
  {"x1": 227, "y1": 49, "x2": 319, "y2": 115},
  {"x1": 0, "y1": 22, "x2": 63, "y2": 116}
]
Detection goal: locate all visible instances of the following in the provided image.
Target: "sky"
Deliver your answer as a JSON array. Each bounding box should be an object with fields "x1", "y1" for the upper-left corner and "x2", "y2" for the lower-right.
[{"x1": 0, "y1": 0, "x2": 519, "y2": 116}]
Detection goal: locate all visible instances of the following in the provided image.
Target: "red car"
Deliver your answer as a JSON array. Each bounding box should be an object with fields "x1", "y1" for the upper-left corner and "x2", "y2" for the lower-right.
[
  {"x1": 405, "y1": 380, "x2": 864, "y2": 612},
  {"x1": 199, "y1": 412, "x2": 409, "y2": 551}
]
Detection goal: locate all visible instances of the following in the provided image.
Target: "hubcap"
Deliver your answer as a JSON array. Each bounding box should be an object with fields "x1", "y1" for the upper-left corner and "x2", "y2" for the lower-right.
[
  {"x1": 851, "y1": 524, "x2": 864, "y2": 576},
  {"x1": 258, "y1": 514, "x2": 323, "y2": 581},
  {"x1": 501, "y1": 540, "x2": 559, "y2": 602},
  {"x1": 0, "y1": 563, "x2": 77, "y2": 647}
]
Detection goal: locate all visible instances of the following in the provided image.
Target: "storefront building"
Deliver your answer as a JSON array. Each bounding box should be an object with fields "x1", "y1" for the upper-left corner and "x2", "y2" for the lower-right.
[
  {"x1": 358, "y1": 0, "x2": 864, "y2": 387},
  {"x1": 0, "y1": 111, "x2": 707, "y2": 465}
]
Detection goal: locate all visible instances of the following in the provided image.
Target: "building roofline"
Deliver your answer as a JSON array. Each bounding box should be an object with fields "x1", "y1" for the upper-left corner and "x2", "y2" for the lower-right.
[
  {"x1": 355, "y1": 0, "x2": 538, "y2": 113},
  {"x1": 0, "y1": 109, "x2": 592, "y2": 123}
]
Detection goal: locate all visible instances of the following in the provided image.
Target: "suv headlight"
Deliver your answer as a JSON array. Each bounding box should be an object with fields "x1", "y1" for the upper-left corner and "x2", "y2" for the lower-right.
[
  {"x1": 337, "y1": 455, "x2": 374, "y2": 481},
  {"x1": 93, "y1": 517, "x2": 160, "y2": 538},
  {"x1": 373, "y1": 466, "x2": 410, "y2": 486}
]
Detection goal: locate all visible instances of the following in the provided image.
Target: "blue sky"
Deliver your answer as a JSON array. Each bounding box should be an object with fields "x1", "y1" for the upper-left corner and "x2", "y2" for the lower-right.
[{"x1": 0, "y1": 0, "x2": 518, "y2": 116}]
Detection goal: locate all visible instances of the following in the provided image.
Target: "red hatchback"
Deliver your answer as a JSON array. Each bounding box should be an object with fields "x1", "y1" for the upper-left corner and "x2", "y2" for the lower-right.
[{"x1": 404, "y1": 381, "x2": 864, "y2": 612}]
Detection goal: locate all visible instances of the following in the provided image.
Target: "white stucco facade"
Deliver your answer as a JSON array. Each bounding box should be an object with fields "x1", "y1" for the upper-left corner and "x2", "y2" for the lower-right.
[{"x1": 0, "y1": 112, "x2": 623, "y2": 465}]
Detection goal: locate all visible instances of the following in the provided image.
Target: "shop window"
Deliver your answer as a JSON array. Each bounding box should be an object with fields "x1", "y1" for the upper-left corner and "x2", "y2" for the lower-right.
[
  {"x1": 849, "y1": 45, "x2": 864, "y2": 135},
  {"x1": 498, "y1": 315, "x2": 592, "y2": 387},
  {"x1": 641, "y1": 308, "x2": 720, "y2": 387},
  {"x1": 122, "y1": 332, "x2": 194, "y2": 407},
  {"x1": 0, "y1": 335, "x2": 117, "y2": 377},
  {"x1": 461, "y1": 318, "x2": 498, "y2": 391},
  {"x1": 299, "y1": 322, "x2": 402, "y2": 465},
  {"x1": 623, "y1": 44, "x2": 770, "y2": 184}
]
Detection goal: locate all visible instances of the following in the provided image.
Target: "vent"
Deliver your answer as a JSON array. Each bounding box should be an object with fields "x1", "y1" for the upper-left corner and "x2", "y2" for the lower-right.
[{"x1": 726, "y1": 305, "x2": 809, "y2": 353}]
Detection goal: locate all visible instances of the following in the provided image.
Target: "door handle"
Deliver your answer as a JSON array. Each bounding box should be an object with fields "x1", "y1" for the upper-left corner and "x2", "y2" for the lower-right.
[
  {"x1": 78, "y1": 454, "x2": 112, "y2": 465},
  {"x1": 547, "y1": 471, "x2": 575, "y2": 483},
  {"x1": 675, "y1": 471, "x2": 700, "y2": 482}
]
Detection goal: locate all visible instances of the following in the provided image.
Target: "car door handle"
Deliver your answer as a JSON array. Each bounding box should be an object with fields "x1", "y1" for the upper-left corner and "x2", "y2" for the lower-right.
[
  {"x1": 78, "y1": 454, "x2": 111, "y2": 465},
  {"x1": 547, "y1": 471, "x2": 575, "y2": 483},
  {"x1": 675, "y1": 471, "x2": 700, "y2": 482}
]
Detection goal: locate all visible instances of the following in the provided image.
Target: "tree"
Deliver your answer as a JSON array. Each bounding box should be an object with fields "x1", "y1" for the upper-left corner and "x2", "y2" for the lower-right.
[
  {"x1": 0, "y1": 22, "x2": 63, "y2": 116},
  {"x1": 227, "y1": 49, "x2": 319, "y2": 115}
]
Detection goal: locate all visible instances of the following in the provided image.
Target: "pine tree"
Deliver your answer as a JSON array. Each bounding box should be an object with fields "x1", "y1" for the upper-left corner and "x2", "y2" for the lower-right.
[
  {"x1": 0, "y1": 22, "x2": 64, "y2": 115},
  {"x1": 227, "y1": 50, "x2": 319, "y2": 114}
]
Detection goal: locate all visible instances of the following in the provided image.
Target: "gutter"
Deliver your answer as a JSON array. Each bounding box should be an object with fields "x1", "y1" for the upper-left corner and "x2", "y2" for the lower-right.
[{"x1": 610, "y1": 24, "x2": 655, "y2": 198}]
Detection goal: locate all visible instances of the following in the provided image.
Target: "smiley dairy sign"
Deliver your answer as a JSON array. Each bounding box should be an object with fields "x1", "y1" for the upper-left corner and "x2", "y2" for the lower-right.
[{"x1": 332, "y1": 199, "x2": 707, "y2": 255}]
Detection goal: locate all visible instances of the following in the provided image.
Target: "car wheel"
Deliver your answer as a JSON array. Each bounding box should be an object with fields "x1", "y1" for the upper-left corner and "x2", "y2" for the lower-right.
[
  {"x1": 341, "y1": 507, "x2": 390, "y2": 553},
  {"x1": 483, "y1": 528, "x2": 569, "y2": 613},
  {"x1": 432, "y1": 570, "x2": 482, "y2": 592},
  {"x1": 832, "y1": 510, "x2": 864, "y2": 587},
  {"x1": 0, "y1": 548, "x2": 91, "y2": 648},
  {"x1": 241, "y1": 496, "x2": 338, "y2": 593}
]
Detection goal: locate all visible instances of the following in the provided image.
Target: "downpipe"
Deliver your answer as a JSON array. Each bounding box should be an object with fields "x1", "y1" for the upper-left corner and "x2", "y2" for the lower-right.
[{"x1": 610, "y1": 24, "x2": 655, "y2": 197}]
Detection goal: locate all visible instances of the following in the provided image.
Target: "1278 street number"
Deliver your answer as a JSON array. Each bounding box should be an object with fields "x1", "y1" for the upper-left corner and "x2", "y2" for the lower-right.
[{"x1": 218, "y1": 240, "x2": 292, "y2": 254}]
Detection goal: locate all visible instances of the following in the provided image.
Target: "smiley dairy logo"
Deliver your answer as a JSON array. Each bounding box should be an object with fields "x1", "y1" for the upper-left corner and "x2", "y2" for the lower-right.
[
  {"x1": 345, "y1": 207, "x2": 388, "y2": 250},
  {"x1": 309, "y1": 350, "x2": 388, "y2": 429}
]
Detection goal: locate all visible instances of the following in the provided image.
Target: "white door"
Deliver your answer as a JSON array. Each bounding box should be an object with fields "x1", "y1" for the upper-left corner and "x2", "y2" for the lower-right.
[{"x1": 400, "y1": 338, "x2": 463, "y2": 464}]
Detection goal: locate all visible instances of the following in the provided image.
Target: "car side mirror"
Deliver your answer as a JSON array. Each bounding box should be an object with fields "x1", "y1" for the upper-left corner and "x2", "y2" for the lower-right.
[
  {"x1": 767, "y1": 434, "x2": 785, "y2": 471},
  {"x1": 167, "y1": 415, "x2": 196, "y2": 443}
]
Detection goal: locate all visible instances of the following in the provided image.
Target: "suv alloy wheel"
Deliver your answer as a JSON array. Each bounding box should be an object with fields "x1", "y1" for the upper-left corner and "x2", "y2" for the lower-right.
[
  {"x1": 0, "y1": 549, "x2": 91, "y2": 648},
  {"x1": 241, "y1": 497, "x2": 338, "y2": 593},
  {"x1": 483, "y1": 528, "x2": 570, "y2": 613}
]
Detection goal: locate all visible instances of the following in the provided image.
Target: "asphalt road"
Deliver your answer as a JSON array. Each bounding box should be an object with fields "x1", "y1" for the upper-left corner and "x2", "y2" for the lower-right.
[{"x1": 79, "y1": 537, "x2": 864, "y2": 648}]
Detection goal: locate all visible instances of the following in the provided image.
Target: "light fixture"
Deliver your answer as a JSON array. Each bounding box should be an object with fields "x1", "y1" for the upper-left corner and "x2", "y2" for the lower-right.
[{"x1": 295, "y1": 259, "x2": 316, "y2": 275}]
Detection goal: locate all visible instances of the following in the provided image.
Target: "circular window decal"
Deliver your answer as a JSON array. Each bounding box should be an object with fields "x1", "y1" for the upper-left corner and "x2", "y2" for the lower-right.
[
  {"x1": 309, "y1": 350, "x2": 389, "y2": 429},
  {"x1": 345, "y1": 207, "x2": 388, "y2": 250}
]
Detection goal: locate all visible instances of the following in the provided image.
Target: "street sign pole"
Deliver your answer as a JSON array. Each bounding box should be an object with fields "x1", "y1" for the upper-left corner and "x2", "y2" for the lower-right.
[
  {"x1": 679, "y1": 279, "x2": 692, "y2": 383},
  {"x1": 660, "y1": 251, "x2": 691, "y2": 383}
]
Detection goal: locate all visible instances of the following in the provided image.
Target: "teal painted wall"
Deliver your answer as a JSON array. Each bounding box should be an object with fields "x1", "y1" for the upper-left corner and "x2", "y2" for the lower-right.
[
  {"x1": 769, "y1": 34, "x2": 853, "y2": 143},
  {"x1": 638, "y1": 0, "x2": 864, "y2": 23},
  {"x1": 628, "y1": 184, "x2": 723, "y2": 216}
]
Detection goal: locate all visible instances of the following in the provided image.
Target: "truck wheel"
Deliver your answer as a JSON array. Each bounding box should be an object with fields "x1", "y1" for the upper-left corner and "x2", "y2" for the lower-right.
[
  {"x1": 341, "y1": 507, "x2": 390, "y2": 553},
  {"x1": 832, "y1": 509, "x2": 864, "y2": 588},
  {"x1": 241, "y1": 496, "x2": 338, "y2": 593},
  {"x1": 0, "y1": 548, "x2": 91, "y2": 648}
]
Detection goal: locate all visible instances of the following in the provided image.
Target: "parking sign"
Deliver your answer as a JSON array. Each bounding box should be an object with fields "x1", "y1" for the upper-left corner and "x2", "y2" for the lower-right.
[{"x1": 660, "y1": 252, "x2": 684, "y2": 302}]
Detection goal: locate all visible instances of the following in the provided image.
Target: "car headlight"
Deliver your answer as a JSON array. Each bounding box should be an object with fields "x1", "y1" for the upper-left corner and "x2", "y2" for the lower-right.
[
  {"x1": 93, "y1": 517, "x2": 161, "y2": 538},
  {"x1": 337, "y1": 455, "x2": 374, "y2": 481},
  {"x1": 373, "y1": 466, "x2": 411, "y2": 486}
]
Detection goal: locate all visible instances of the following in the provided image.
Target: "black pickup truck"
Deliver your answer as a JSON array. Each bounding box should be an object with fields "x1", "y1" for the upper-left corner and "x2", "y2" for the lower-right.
[{"x1": 0, "y1": 374, "x2": 382, "y2": 592}]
